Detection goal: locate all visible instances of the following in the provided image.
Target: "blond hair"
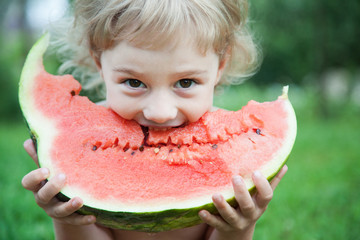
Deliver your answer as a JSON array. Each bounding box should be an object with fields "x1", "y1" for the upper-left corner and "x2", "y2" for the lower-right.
[{"x1": 51, "y1": 0, "x2": 261, "y2": 99}]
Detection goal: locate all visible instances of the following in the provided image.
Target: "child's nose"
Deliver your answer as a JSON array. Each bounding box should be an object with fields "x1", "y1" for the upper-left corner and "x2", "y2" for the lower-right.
[{"x1": 143, "y1": 101, "x2": 178, "y2": 124}]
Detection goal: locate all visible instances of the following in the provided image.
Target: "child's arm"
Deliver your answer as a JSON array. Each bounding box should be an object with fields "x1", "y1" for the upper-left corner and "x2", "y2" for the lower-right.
[
  {"x1": 22, "y1": 139, "x2": 114, "y2": 240},
  {"x1": 199, "y1": 165, "x2": 288, "y2": 240}
]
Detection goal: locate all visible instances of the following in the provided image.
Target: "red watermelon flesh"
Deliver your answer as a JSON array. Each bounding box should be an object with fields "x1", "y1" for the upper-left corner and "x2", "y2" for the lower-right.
[{"x1": 19, "y1": 33, "x2": 297, "y2": 232}]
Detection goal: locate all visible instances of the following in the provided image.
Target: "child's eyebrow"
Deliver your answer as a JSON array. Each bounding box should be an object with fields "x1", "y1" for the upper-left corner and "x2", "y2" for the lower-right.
[
  {"x1": 112, "y1": 67, "x2": 144, "y2": 78},
  {"x1": 173, "y1": 70, "x2": 208, "y2": 78},
  {"x1": 113, "y1": 67, "x2": 208, "y2": 78}
]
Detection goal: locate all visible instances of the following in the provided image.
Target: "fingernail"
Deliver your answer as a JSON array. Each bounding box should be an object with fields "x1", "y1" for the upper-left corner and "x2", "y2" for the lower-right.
[
  {"x1": 72, "y1": 199, "x2": 80, "y2": 208},
  {"x1": 24, "y1": 139, "x2": 31, "y2": 148},
  {"x1": 199, "y1": 211, "x2": 207, "y2": 219},
  {"x1": 213, "y1": 193, "x2": 223, "y2": 202},
  {"x1": 41, "y1": 168, "x2": 49, "y2": 177},
  {"x1": 233, "y1": 175, "x2": 243, "y2": 185},
  {"x1": 57, "y1": 173, "x2": 66, "y2": 181},
  {"x1": 253, "y1": 170, "x2": 262, "y2": 178},
  {"x1": 87, "y1": 216, "x2": 96, "y2": 223}
]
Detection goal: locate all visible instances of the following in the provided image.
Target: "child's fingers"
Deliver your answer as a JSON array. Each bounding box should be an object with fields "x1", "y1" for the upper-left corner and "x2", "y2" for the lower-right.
[
  {"x1": 198, "y1": 210, "x2": 229, "y2": 231},
  {"x1": 270, "y1": 165, "x2": 288, "y2": 190},
  {"x1": 62, "y1": 214, "x2": 97, "y2": 226},
  {"x1": 232, "y1": 176, "x2": 255, "y2": 218},
  {"x1": 211, "y1": 193, "x2": 240, "y2": 227},
  {"x1": 36, "y1": 173, "x2": 66, "y2": 205},
  {"x1": 50, "y1": 197, "x2": 83, "y2": 218},
  {"x1": 24, "y1": 139, "x2": 39, "y2": 166},
  {"x1": 252, "y1": 171, "x2": 273, "y2": 209},
  {"x1": 22, "y1": 168, "x2": 49, "y2": 192}
]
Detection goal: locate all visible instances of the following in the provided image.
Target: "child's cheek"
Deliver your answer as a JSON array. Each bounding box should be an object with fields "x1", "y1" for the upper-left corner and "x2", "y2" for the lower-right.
[{"x1": 106, "y1": 96, "x2": 137, "y2": 120}]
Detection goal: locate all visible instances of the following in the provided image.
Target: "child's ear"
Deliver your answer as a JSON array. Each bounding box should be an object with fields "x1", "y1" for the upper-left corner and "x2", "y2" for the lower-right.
[
  {"x1": 90, "y1": 50, "x2": 104, "y2": 79},
  {"x1": 216, "y1": 50, "x2": 230, "y2": 84},
  {"x1": 90, "y1": 50, "x2": 102, "y2": 71}
]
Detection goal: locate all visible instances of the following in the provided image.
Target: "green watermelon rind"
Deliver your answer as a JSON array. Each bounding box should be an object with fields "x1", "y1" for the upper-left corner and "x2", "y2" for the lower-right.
[
  {"x1": 56, "y1": 192, "x2": 237, "y2": 232},
  {"x1": 19, "y1": 33, "x2": 296, "y2": 232}
]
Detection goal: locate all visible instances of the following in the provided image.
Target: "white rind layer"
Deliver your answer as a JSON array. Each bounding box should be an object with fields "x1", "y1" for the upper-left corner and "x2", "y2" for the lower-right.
[
  {"x1": 19, "y1": 33, "x2": 60, "y2": 183},
  {"x1": 61, "y1": 185, "x2": 235, "y2": 212}
]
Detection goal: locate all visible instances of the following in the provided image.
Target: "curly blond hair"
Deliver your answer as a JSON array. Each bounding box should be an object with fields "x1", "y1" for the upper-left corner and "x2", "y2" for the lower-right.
[{"x1": 51, "y1": 0, "x2": 261, "y2": 99}]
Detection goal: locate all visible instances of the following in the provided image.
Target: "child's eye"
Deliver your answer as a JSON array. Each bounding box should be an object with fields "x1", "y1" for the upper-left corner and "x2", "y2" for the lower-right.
[
  {"x1": 123, "y1": 79, "x2": 146, "y2": 88},
  {"x1": 175, "y1": 79, "x2": 196, "y2": 89}
]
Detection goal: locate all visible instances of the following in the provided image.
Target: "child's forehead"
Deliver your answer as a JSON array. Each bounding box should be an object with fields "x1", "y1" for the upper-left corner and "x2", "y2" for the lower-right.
[{"x1": 107, "y1": 34, "x2": 219, "y2": 63}]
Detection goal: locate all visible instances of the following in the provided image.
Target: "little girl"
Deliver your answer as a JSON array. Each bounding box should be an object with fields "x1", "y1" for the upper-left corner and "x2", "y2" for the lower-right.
[{"x1": 22, "y1": 0, "x2": 288, "y2": 239}]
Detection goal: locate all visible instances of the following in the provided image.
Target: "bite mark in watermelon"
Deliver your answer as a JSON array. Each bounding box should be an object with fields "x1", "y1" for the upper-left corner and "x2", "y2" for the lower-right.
[{"x1": 19, "y1": 33, "x2": 297, "y2": 232}]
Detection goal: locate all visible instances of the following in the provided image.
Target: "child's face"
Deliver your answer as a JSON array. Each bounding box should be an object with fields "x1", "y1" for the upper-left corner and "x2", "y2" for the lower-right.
[{"x1": 97, "y1": 37, "x2": 226, "y2": 129}]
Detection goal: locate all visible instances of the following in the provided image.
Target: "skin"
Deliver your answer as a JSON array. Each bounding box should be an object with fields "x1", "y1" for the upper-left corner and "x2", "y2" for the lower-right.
[
  {"x1": 21, "y1": 37, "x2": 288, "y2": 240},
  {"x1": 97, "y1": 38, "x2": 225, "y2": 128}
]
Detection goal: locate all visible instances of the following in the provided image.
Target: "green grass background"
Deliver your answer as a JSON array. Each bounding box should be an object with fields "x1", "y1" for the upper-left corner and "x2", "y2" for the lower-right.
[{"x1": 1, "y1": 84, "x2": 359, "y2": 239}]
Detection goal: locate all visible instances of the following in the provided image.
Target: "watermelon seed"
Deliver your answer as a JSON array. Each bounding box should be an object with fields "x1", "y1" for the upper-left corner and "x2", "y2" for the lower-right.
[
  {"x1": 123, "y1": 143, "x2": 130, "y2": 152},
  {"x1": 113, "y1": 138, "x2": 119, "y2": 147},
  {"x1": 154, "y1": 148, "x2": 160, "y2": 154},
  {"x1": 169, "y1": 149, "x2": 174, "y2": 153},
  {"x1": 212, "y1": 144, "x2": 218, "y2": 150},
  {"x1": 70, "y1": 90, "x2": 75, "y2": 96},
  {"x1": 256, "y1": 128, "x2": 261, "y2": 135},
  {"x1": 92, "y1": 145, "x2": 97, "y2": 151},
  {"x1": 131, "y1": 151, "x2": 135, "y2": 155},
  {"x1": 177, "y1": 144, "x2": 181, "y2": 149},
  {"x1": 139, "y1": 145, "x2": 144, "y2": 152}
]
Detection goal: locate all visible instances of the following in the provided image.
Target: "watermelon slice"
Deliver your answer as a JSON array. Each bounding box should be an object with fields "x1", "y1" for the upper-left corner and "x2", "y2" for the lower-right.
[{"x1": 19, "y1": 33, "x2": 297, "y2": 232}]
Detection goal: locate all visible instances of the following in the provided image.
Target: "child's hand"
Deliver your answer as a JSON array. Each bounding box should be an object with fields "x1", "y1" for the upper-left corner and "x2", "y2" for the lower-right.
[
  {"x1": 199, "y1": 165, "x2": 288, "y2": 239},
  {"x1": 21, "y1": 139, "x2": 96, "y2": 225}
]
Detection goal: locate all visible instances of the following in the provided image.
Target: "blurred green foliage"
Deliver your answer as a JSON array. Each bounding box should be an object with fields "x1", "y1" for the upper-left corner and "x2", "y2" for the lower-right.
[
  {"x1": 251, "y1": 0, "x2": 360, "y2": 85},
  {"x1": 0, "y1": 35, "x2": 23, "y2": 120}
]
